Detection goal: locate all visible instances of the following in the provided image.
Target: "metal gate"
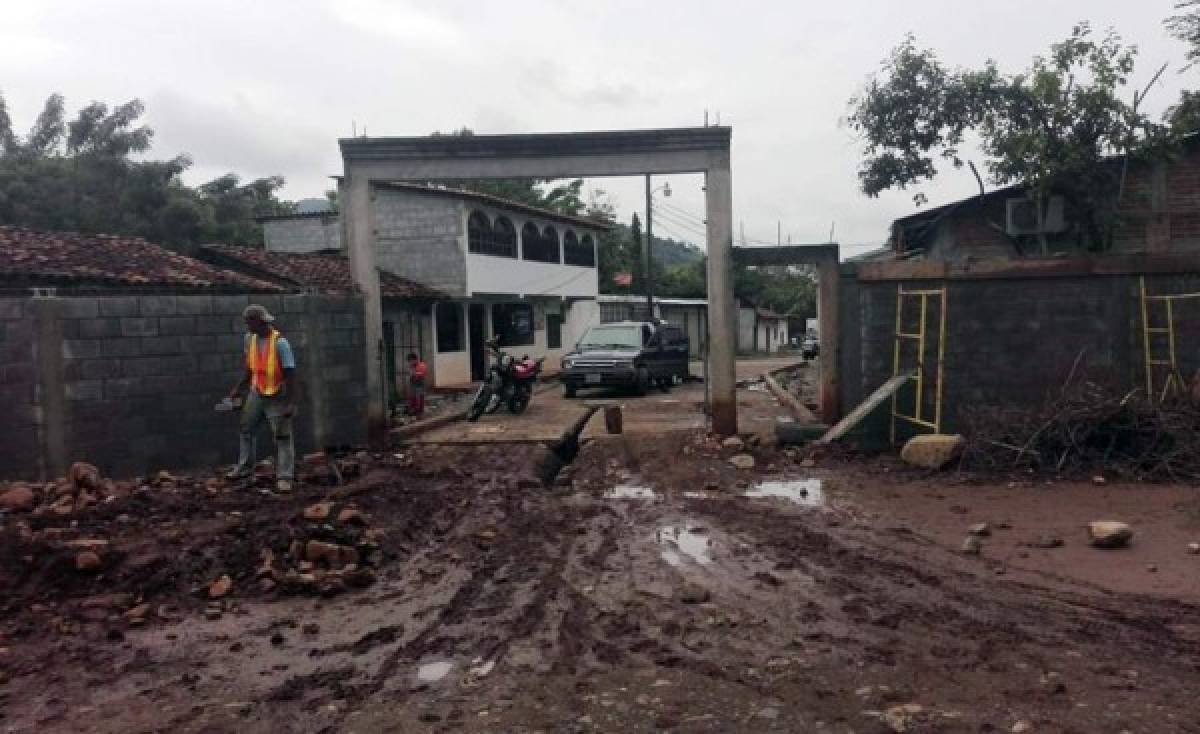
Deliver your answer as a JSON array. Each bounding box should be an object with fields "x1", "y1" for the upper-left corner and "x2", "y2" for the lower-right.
[
  {"x1": 891, "y1": 283, "x2": 948, "y2": 444},
  {"x1": 383, "y1": 309, "x2": 424, "y2": 411}
]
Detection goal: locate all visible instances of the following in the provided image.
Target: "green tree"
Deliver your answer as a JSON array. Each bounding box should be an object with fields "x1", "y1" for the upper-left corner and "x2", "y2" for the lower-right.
[
  {"x1": 846, "y1": 24, "x2": 1174, "y2": 250},
  {"x1": 0, "y1": 91, "x2": 294, "y2": 250},
  {"x1": 1168, "y1": 1, "x2": 1200, "y2": 68}
]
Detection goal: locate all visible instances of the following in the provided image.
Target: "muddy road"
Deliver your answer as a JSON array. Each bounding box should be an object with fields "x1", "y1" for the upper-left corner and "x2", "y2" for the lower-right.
[{"x1": 2, "y1": 433, "x2": 1199, "y2": 733}]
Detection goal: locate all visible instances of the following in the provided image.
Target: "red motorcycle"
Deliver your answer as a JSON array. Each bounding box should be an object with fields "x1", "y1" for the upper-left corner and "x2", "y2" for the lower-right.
[{"x1": 467, "y1": 341, "x2": 545, "y2": 421}]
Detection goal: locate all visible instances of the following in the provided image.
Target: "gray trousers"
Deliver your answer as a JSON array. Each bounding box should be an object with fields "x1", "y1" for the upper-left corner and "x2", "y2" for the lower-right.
[{"x1": 234, "y1": 389, "x2": 295, "y2": 480}]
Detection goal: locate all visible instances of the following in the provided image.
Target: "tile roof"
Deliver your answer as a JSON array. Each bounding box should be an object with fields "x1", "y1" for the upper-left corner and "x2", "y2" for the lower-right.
[
  {"x1": 0, "y1": 226, "x2": 283, "y2": 291},
  {"x1": 203, "y1": 245, "x2": 444, "y2": 299}
]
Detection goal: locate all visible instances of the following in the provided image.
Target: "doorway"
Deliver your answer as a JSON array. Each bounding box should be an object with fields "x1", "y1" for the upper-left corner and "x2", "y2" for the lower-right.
[{"x1": 469, "y1": 303, "x2": 487, "y2": 381}]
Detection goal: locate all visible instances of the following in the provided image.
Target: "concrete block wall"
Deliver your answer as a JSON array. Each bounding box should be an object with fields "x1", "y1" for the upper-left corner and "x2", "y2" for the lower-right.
[
  {"x1": 0, "y1": 298, "x2": 40, "y2": 478},
  {"x1": 375, "y1": 189, "x2": 467, "y2": 296},
  {"x1": 844, "y1": 271, "x2": 1200, "y2": 445},
  {"x1": 263, "y1": 215, "x2": 342, "y2": 253},
  {"x1": 1, "y1": 292, "x2": 367, "y2": 480}
]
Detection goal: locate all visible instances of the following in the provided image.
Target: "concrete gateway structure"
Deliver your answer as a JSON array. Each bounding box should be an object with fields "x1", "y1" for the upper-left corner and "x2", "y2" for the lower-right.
[{"x1": 260, "y1": 183, "x2": 608, "y2": 389}]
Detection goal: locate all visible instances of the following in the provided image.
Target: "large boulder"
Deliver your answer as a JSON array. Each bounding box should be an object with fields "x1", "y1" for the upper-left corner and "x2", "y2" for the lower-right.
[
  {"x1": 1088, "y1": 521, "x2": 1133, "y2": 549},
  {"x1": 900, "y1": 434, "x2": 966, "y2": 470},
  {"x1": 0, "y1": 483, "x2": 35, "y2": 512},
  {"x1": 69, "y1": 462, "x2": 102, "y2": 492}
]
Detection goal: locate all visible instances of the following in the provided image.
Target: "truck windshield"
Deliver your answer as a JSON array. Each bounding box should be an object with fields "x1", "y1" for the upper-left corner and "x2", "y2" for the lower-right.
[{"x1": 579, "y1": 325, "x2": 642, "y2": 350}]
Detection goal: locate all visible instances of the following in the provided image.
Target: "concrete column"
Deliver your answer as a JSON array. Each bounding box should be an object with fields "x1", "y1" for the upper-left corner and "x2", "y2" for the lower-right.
[
  {"x1": 302, "y1": 296, "x2": 330, "y2": 448},
  {"x1": 817, "y1": 257, "x2": 841, "y2": 423},
  {"x1": 705, "y1": 153, "x2": 737, "y2": 435},
  {"x1": 31, "y1": 297, "x2": 66, "y2": 479},
  {"x1": 342, "y1": 175, "x2": 387, "y2": 438}
]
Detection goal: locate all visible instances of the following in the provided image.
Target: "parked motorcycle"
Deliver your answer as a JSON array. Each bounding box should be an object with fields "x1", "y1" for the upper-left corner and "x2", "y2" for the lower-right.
[{"x1": 467, "y1": 341, "x2": 545, "y2": 421}]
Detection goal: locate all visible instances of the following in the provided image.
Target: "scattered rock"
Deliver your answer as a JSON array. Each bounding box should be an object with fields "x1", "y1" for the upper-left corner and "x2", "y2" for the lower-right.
[
  {"x1": 302, "y1": 622, "x2": 320, "y2": 635},
  {"x1": 721, "y1": 436, "x2": 745, "y2": 451},
  {"x1": 1091, "y1": 475, "x2": 1107, "y2": 485},
  {"x1": 124, "y1": 604, "x2": 151, "y2": 621},
  {"x1": 337, "y1": 507, "x2": 366, "y2": 526},
  {"x1": 208, "y1": 575, "x2": 233, "y2": 599},
  {"x1": 75, "y1": 551, "x2": 102, "y2": 572},
  {"x1": 679, "y1": 583, "x2": 711, "y2": 604},
  {"x1": 259, "y1": 578, "x2": 278, "y2": 593},
  {"x1": 728, "y1": 454, "x2": 756, "y2": 470},
  {"x1": 303, "y1": 502, "x2": 333, "y2": 522},
  {"x1": 0, "y1": 483, "x2": 35, "y2": 512},
  {"x1": 1012, "y1": 720, "x2": 1034, "y2": 733},
  {"x1": 755, "y1": 707, "x2": 779, "y2": 720},
  {"x1": 270, "y1": 632, "x2": 286, "y2": 646},
  {"x1": 968, "y1": 522, "x2": 991, "y2": 537},
  {"x1": 69, "y1": 462, "x2": 102, "y2": 492},
  {"x1": 1088, "y1": 521, "x2": 1133, "y2": 549},
  {"x1": 156, "y1": 470, "x2": 178, "y2": 484},
  {"x1": 1146, "y1": 563, "x2": 1158, "y2": 573},
  {"x1": 882, "y1": 703, "x2": 926, "y2": 732},
  {"x1": 799, "y1": 458, "x2": 817, "y2": 468},
  {"x1": 1029, "y1": 535, "x2": 1064, "y2": 549},
  {"x1": 204, "y1": 607, "x2": 222, "y2": 621},
  {"x1": 899, "y1": 434, "x2": 966, "y2": 470},
  {"x1": 961, "y1": 536, "x2": 982, "y2": 556},
  {"x1": 1187, "y1": 542, "x2": 1200, "y2": 555}
]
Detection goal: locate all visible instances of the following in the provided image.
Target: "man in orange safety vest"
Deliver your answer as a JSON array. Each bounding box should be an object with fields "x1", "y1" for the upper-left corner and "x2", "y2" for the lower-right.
[{"x1": 225, "y1": 304, "x2": 299, "y2": 492}]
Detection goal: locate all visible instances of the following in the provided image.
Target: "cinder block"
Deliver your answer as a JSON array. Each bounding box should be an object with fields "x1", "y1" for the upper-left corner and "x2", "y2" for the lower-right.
[
  {"x1": 175, "y1": 296, "x2": 214, "y2": 315},
  {"x1": 101, "y1": 338, "x2": 142, "y2": 358},
  {"x1": 58, "y1": 298, "x2": 100, "y2": 319},
  {"x1": 79, "y1": 359, "x2": 123, "y2": 380},
  {"x1": 139, "y1": 336, "x2": 182, "y2": 356},
  {"x1": 180, "y1": 335, "x2": 219, "y2": 354},
  {"x1": 98, "y1": 296, "x2": 140, "y2": 317},
  {"x1": 65, "y1": 380, "x2": 104, "y2": 402},
  {"x1": 78, "y1": 318, "x2": 122, "y2": 339},
  {"x1": 283, "y1": 295, "x2": 308, "y2": 313},
  {"x1": 62, "y1": 339, "x2": 103, "y2": 360},
  {"x1": 139, "y1": 295, "x2": 178, "y2": 316},
  {"x1": 195, "y1": 315, "x2": 239, "y2": 335},
  {"x1": 158, "y1": 316, "x2": 197, "y2": 336},
  {"x1": 0, "y1": 300, "x2": 26, "y2": 320},
  {"x1": 212, "y1": 295, "x2": 250, "y2": 314},
  {"x1": 120, "y1": 317, "x2": 159, "y2": 337}
]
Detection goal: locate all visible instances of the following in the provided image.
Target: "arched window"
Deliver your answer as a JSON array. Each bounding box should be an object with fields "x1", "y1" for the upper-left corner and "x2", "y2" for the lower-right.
[
  {"x1": 564, "y1": 230, "x2": 596, "y2": 267},
  {"x1": 523, "y1": 223, "x2": 560, "y2": 263},
  {"x1": 492, "y1": 216, "x2": 517, "y2": 257},
  {"x1": 469, "y1": 210, "x2": 515, "y2": 258}
]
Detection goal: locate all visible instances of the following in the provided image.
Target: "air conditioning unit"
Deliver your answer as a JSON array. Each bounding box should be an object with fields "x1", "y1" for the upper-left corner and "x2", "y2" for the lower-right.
[{"x1": 1006, "y1": 196, "x2": 1066, "y2": 236}]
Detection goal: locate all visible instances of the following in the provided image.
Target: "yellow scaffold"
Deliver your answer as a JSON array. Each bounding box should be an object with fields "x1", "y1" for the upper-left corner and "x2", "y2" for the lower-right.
[
  {"x1": 891, "y1": 284, "x2": 948, "y2": 444},
  {"x1": 1139, "y1": 276, "x2": 1200, "y2": 402}
]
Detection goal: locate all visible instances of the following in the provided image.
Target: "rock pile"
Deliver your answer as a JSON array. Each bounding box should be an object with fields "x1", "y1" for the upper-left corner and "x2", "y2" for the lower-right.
[{"x1": 258, "y1": 500, "x2": 383, "y2": 597}]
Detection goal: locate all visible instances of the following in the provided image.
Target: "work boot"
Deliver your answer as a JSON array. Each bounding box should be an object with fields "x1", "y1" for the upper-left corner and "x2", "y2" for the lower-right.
[{"x1": 275, "y1": 479, "x2": 293, "y2": 494}]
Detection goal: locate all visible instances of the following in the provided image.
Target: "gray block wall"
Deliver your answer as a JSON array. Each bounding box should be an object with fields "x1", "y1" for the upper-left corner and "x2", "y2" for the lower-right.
[
  {"x1": 375, "y1": 190, "x2": 467, "y2": 296},
  {"x1": 0, "y1": 292, "x2": 367, "y2": 480},
  {"x1": 842, "y1": 271, "x2": 1200, "y2": 446},
  {"x1": 263, "y1": 215, "x2": 342, "y2": 253}
]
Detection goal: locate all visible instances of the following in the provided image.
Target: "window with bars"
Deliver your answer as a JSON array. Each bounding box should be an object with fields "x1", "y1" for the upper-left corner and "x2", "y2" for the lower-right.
[{"x1": 468, "y1": 210, "x2": 517, "y2": 258}]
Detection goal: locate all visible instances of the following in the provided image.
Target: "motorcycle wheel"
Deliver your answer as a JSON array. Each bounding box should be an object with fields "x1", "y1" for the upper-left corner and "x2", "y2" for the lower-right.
[
  {"x1": 485, "y1": 391, "x2": 503, "y2": 414},
  {"x1": 508, "y1": 388, "x2": 531, "y2": 415},
  {"x1": 467, "y1": 385, "x2": 492, "y2": 422}
]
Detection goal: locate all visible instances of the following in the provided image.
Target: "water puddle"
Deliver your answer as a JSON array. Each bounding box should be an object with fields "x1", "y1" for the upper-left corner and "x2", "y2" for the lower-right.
[
  {"x1": 469, "y1": 659, "x2": 496, "y2": 678},
  {"x1": 745, "y1": 479, "x2": 824, "y2": 507},
  {"x1": 605, "y1": 485, "x2": 658, "y2": 500},
  {"x1": 658, "y1": 524, "x2": 713, "y2": 566},
  {"x1": 417, "y1": 660, "x2": 454, "y2": 682}
]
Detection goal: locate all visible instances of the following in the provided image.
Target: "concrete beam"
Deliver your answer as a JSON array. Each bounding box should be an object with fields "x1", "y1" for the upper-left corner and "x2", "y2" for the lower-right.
[{"x1": 733, "y1": 244, "x2": 839, "y2": 267}]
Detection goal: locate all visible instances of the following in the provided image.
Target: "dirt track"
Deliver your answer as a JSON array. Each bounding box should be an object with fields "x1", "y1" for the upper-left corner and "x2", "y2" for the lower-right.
[{"x1": 2, "y1": 432, "x2": 1200, "y2": 733}]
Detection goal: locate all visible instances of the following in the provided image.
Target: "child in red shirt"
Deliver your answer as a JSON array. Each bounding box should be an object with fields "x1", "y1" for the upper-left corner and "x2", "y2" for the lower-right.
[{"x1": 406, "y1": 352, "x2": 428, "y2": 417}]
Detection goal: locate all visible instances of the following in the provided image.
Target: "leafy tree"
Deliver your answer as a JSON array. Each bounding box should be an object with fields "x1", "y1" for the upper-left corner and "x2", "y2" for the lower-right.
[
  {"x1": 0, "y1": 91, "x2": 294, "y2": 250},
  {"x1": 846, "y1": 24, "x2": 1174, "y2": 250},
  {"x1": 1168, "y1": 1, "x2": 1200, "y2": 69}
]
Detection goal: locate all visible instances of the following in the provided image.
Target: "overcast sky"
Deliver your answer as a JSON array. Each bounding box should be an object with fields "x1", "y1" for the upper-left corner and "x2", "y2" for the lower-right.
[{"x1": 2, "y1": 0, "x2": 1194, "y2": 254}]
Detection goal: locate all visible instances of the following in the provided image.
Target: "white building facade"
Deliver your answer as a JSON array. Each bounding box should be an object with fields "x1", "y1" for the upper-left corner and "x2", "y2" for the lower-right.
[{"x1": 261, "y1": 183, "x2": 606, "y2": 389}]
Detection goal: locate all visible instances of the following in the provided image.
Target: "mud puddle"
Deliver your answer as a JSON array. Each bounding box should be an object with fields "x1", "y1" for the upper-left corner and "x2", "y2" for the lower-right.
[
  {"x1": 605, "y1": 485, "x2": 658, "y2": 500},
  {"x1": 417, "y1": 660, "x2": 454, "y2": 682},
  {"x1": 744, "y1": 478, "x2": 823, "y2": 506},
  {"x1": 657, "y1": 523, "x2": 712, "y2": 566}
]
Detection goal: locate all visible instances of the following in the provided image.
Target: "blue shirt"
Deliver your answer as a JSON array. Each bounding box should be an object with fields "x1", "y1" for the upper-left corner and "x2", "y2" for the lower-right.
[{"x1": 244, "y1": 332, "x2": 296, "y2": 369}]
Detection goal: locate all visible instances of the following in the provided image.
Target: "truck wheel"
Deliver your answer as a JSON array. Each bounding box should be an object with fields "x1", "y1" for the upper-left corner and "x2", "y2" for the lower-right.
[
  {"x1": 564, "y1": 384, "x2": 577, "y2": 399},
  {"x1": 634, "y1": 367, "x2": 650, "y2": 396},
  {"x1": 658, "y1": 377, "x2": 671, "y2": 393}
]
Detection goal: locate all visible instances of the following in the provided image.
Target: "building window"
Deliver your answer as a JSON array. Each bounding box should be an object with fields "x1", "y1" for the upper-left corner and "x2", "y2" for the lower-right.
[
  {"x1": 522, "y1": 222, "x2": 560, "y2": 263},
  {"x1": 600, "y1": 303, "x2": 630, "y2": 323},
  {"x1": 469, "y1": 210, "x2": 516, "y2": 258},
  {"x1": 491, "y1": 303, "x2": 534, "y2": 347},
  {"x1": 564, "y1": 231, "x2": 596, "y2": 267},
  {"x1": 436, "y1": 302, "x2": 464, "y2": 353},
  {"x1": 547, "y1": 313, "x2": 563, "y2": 349}
]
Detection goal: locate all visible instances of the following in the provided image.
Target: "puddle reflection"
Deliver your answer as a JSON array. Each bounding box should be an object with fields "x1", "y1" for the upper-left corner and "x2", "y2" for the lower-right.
[
  {"x1": 658, "y1": 524, "x2": 712, "y2": 566},
  {"x1": 745, "y1": 479, "x2": 824, "y2": 507}
]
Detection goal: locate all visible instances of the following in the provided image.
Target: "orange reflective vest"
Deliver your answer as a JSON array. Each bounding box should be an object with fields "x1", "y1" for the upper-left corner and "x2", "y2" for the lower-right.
[{"x1": 247, "y1": 329, "x2": 283, "y2": 396}]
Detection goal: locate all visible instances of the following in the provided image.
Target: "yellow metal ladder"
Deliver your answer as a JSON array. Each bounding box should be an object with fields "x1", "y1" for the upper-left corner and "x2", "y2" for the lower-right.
[
  {"x1": 891, "y1": 284, "x2": 948, "y2": 444},
  {"x1": 1139, "y1": 276, "x2": 1200, "y2": 402}
]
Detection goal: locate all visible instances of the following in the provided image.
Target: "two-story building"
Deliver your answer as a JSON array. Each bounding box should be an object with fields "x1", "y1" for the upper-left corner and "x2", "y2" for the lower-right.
[{"x1": 259, "y1": 183, "x2": 610, "y2": 388}]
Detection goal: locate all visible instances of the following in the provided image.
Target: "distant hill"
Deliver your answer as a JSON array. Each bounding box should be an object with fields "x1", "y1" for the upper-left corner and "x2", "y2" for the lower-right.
[{"x1": 609, "y1": 222, "x2": 704, "y2": 265}]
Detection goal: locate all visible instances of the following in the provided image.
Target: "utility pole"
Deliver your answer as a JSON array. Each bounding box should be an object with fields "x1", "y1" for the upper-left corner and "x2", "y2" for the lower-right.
[{"x1": 645, "y1": 174, "x2": 654, "y2": 320}]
